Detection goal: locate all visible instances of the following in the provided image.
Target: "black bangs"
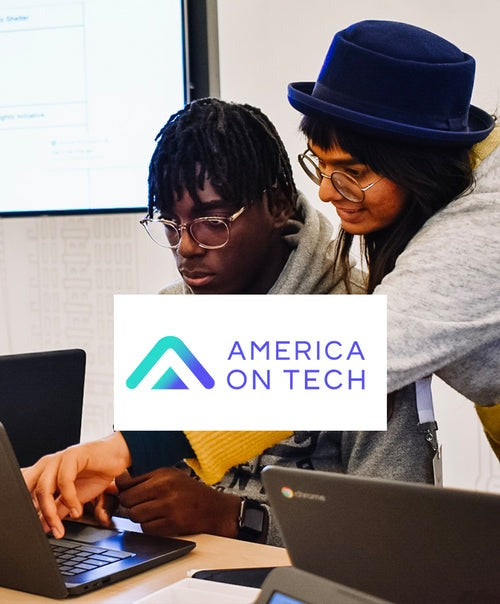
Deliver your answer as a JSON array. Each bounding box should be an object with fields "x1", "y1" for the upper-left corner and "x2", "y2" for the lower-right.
[{"x1": 300, "y1": 113, "x2": 474, "y2": 293}]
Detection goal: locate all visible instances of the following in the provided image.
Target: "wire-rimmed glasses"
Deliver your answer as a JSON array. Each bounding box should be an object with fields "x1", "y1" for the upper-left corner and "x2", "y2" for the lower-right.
[
  {"x1": 298, "y1": 149, "x2": 384, "y2": 202},
  {"x1": 140, "y1": 206, "x2": 246, "y2": 250}
]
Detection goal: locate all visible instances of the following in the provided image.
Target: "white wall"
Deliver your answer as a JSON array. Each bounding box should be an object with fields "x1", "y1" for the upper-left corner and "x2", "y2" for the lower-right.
[
  {"x1": 0, "y1": 0, "x2": 498, "y2": 490},
  {"x1": 216, "y1": 0, "x2": 499, "y2": 211}
]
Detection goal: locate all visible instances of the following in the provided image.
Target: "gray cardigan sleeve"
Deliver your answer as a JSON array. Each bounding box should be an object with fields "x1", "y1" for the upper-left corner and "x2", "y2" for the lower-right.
[{"x1": 377, "y1": 146, "x2": 500, "y2": 405}]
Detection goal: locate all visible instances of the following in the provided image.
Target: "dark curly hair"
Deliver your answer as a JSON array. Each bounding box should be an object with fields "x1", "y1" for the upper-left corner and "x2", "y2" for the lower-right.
[{"x1": 148, "y1": 98, "x2": 297, "y2": 217}]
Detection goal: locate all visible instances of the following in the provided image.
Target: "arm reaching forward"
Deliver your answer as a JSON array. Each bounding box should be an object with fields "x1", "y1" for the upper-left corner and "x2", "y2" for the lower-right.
[{"x1": 22, "y1": 432, "x2": 131, "y2": 538}]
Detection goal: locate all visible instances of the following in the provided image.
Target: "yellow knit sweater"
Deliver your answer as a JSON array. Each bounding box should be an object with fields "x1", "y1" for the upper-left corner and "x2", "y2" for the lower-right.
[
  {"x1": 184, "y1": 430, "x2": 293, "y2": 484},
  {"x1": 475, "y1": 404, "x2": 500, "y2": 461}
]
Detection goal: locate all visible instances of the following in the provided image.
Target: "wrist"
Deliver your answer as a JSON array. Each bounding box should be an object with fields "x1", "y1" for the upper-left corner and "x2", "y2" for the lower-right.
[
  {"x1": 100, "y1": 432, "x2": 132, "y2": 474},
  {"x1": 212, "y1": 492, "x2": 241, "y2": 538}
]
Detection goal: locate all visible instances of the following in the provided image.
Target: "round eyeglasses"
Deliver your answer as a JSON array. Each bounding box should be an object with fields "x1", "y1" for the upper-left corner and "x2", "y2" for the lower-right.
[
  {"x1": 140, "y1": 206, "x2": 246, "y2": 250},
  {"x1": 298, "y1": 149, "x2": 384, "y2": 203}
]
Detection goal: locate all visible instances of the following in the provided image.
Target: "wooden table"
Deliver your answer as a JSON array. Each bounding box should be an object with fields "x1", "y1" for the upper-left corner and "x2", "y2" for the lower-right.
[{"x1": 0, "y1": 529, "x2": 290, "y2": 603}]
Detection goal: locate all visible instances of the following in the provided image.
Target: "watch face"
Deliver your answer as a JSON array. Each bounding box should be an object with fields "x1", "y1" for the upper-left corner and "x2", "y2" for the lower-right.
[
  {"x1": 244, "y1": 507, "x2": 265, "y2": 533},
  {"x1": 238, "y1": 499, "x2": 268, "y2": 542}
]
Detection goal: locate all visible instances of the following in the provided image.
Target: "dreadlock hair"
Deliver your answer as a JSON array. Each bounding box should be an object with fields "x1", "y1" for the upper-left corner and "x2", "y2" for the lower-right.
[
  {"x1": 148, "y1": 98, "x2": 297, "y2": 218},
  {"x1": 300, "y1": 115, "x2": 475, "y2": 294}
]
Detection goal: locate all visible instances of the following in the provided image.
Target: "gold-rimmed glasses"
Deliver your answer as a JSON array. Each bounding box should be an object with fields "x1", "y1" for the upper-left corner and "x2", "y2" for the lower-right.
[
  {"x1": 140, "y1": 206, "x2": 246, "y2": 250},
  {"x1": 298, "y1": 149, "x2": 384, "y2": 202}
]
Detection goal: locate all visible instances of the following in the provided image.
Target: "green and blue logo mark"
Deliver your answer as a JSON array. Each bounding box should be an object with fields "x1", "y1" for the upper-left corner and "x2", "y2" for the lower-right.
[{"x1": 126, "y1": 336, "x2": 215, "y2": 390}]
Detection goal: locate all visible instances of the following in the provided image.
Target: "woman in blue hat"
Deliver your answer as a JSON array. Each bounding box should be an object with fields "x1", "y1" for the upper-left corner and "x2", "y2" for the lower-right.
[{"x1": 288, "y1": 20, "x2": 499, "y2": 473}]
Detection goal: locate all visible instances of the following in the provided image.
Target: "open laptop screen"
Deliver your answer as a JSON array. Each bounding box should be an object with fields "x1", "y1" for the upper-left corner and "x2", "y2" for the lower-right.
[{"x1": 0, "y1": 348, "x2": 85, "y2": 466}]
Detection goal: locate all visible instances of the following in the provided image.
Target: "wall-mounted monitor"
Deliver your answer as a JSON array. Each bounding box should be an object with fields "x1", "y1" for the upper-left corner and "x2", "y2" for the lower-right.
[{"x1": 0, "y1": 0, "x2": 219, "y2": 217}]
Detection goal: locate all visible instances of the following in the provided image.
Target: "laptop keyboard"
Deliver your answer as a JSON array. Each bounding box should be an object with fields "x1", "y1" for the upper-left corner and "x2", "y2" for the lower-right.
[{"x1": 49, "y1": 538, "x2": 134, "y2": 576}]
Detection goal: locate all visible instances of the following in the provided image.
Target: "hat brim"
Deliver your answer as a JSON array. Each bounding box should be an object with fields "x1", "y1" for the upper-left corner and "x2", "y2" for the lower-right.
[{"x1": 288, "y1": 82, "x2": 494, "y2": 146}]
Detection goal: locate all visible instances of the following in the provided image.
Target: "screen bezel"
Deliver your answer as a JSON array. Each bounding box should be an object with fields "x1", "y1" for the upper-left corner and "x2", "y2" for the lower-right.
[{"x1": 0, "y1": 0, "x2": 219, "y2": 219}]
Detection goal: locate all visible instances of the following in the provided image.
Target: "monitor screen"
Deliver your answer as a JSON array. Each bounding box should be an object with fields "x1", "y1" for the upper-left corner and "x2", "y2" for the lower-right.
[
  {"x1": 268, "y1": 593, "x2": 305, "y2": 604},
  {"x1": 0, "y1": 0, "x2": 187, "y2": 216}
]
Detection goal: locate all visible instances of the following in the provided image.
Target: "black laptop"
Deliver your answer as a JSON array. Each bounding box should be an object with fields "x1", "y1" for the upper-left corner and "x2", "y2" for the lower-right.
[
  {"x1": 0, "y1": 348, "x2": 85, "y2": 467},
  {"x1": 0, "y1": 422, "x2": 195, "y2": 598},
  {"x1": 262, "y1": 466, "x2": 500, "y2": 604}
]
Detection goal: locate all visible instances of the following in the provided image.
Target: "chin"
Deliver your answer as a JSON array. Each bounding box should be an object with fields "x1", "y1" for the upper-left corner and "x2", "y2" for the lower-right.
[
  {"x1": 341, "y1": 223, "x2": 368, "y2": 235},
  {"x1": 191, "y1": 288, "x2": 217, "y2": 295},
  {"x1": 190, "y1": 283, "x2": 233, "y2": 295},
  {"x1": 341, "y1": 221, "x2": 383, "y2": 236}
]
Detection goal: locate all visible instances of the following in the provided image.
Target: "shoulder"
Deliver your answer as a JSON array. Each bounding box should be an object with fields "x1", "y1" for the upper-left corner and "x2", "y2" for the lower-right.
[
  {"x1": 158, "y1": 279, "x2": 188, "y2": 295},
  {"x1": 471, "y1": 125, "x2": 500, "y2": 172},
  {"x1": 375, "y1": 141, "x2": 500, "y2": 306},
  {"x1": 397, "y1": 142, "x2": 500, "y2": 260},
  {"x1": 423, "y1": 129, "x2": 500, "y2": 231},
  {"x1": 295, "y1": 191, "x2": 333, "y2": 233}
]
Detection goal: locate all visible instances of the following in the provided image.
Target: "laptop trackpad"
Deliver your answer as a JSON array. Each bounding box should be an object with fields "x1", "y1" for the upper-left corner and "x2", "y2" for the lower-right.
[{"x1": 63, "y1": 523, "x2": 120, "y2": 543}]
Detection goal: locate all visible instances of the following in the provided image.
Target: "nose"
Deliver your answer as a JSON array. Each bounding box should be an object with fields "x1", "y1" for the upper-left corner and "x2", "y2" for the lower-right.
[
  {"x1": 318, "y1": 175, "x2": 344, "y2": 204},
  {"x1": 176, "y1": 228, "x2": 205, "y2": 258}
]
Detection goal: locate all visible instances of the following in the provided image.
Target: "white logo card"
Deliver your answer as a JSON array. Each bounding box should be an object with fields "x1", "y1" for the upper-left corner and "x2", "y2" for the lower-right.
[{"x1": 114, "y1": 294, "x2": 387, "y2": 431}]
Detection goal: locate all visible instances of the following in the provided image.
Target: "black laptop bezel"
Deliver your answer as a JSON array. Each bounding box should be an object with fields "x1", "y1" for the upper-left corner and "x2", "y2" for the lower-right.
[
  {"x1": 0, "y1": 422, "x2": 196, "y2": 599},
  {"x1": 0, "y1": 348, "x2": 86, "y2": 467}
]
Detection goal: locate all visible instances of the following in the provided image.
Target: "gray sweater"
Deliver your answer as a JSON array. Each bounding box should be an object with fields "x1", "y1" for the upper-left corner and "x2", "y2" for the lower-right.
[
  {"x1": 379, "y1": 144, "x2": 500, "y2": 404},
  {"x1": 160, "y1": 192, "x2": 360, "y2": 296}
]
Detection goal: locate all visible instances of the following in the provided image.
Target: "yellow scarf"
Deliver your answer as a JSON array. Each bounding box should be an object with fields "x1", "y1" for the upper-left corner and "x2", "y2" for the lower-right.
[{"x1": 471, "y1": 124, "x2": 500, "y2": 166}]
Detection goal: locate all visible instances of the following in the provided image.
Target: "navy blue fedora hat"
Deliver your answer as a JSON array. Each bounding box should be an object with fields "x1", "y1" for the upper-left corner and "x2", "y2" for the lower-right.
[{"x1": 288, "y1": 20, "x2": 494, "y2": 145}]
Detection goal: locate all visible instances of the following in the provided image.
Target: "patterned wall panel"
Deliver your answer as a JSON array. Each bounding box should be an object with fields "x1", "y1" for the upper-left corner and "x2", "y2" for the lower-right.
[{"x1": 0, "y1": 213, "x2": 177, "y2": 442}]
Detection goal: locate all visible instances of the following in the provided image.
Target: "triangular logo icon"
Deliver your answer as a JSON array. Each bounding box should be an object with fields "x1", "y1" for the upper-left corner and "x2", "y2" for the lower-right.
[
  {"x1": 152, "y1": 367, "x2": 188, "y2": 390},
  {"x1": 126, "y1": 336, "x2": 215, "y2": 390}
]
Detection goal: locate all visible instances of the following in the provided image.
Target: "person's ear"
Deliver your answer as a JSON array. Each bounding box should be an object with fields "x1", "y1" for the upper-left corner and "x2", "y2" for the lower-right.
[{"x1": 268, "y1": 188, "x2": 294, "y2": 228}]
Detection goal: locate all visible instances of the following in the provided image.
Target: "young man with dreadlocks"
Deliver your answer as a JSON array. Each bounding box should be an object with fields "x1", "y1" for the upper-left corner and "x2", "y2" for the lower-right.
[
  {"x1": 142, "y1": 97, "x2": 345, "y2": 297},
  {"x1": 116, "y1": 98, "x2": 365, "y2": 546}
]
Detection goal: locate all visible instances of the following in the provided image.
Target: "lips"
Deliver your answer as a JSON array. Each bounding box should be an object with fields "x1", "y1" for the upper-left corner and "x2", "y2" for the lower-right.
[
  {"x1": 335, "y1": 206, "x2": 365, "y2": 222},
  {"x1": 180, "y1": 270, "x2": 216, "y2": 288}
]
